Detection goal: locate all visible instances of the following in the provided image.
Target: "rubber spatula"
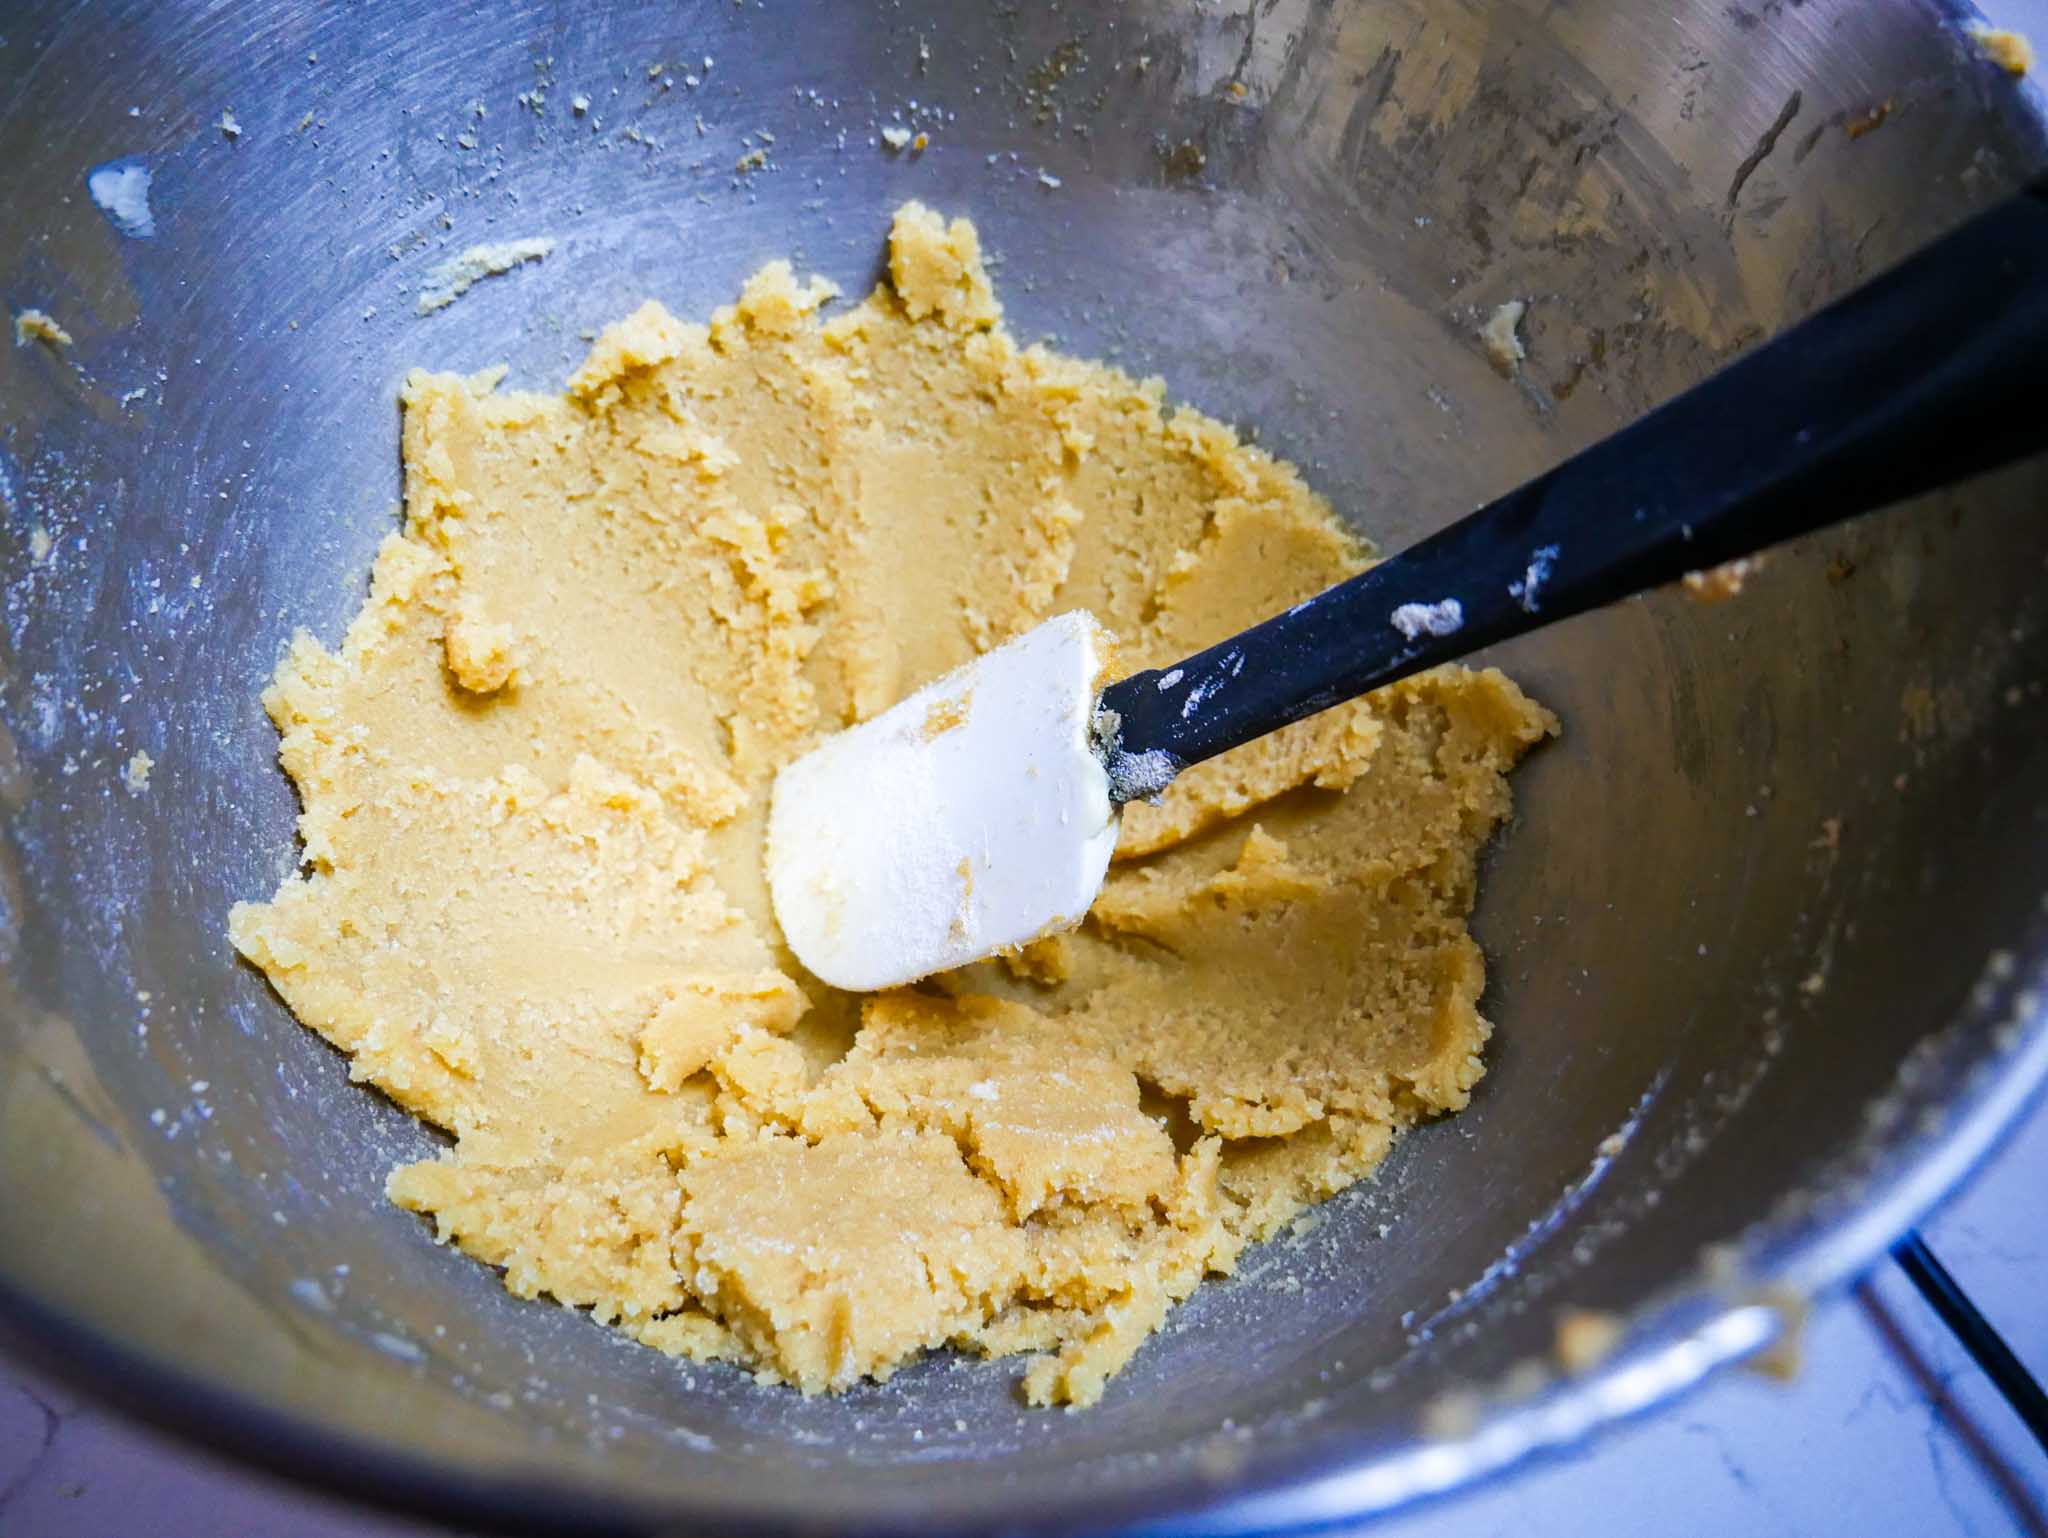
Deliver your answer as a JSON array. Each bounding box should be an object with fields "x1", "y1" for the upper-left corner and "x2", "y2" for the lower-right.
[{"x1": 768, "y1": 177, "x2": 2048, "y2": 992}]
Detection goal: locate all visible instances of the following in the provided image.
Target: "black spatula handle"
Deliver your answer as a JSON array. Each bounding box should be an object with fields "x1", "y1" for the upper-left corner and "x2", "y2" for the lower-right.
[{"x1": 1099, "y1": 177, "x2": 2048, "y2": 783}]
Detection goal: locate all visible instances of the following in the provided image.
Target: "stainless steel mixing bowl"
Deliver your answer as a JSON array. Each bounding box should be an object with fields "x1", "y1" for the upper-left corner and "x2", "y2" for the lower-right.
[{"x1": 2, "y1": 1, "x2": 2045, "y2": 1532}]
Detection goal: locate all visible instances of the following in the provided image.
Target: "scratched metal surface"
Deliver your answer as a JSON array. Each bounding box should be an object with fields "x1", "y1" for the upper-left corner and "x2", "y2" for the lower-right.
[{"x1": 0, "y1": 2, "x2": 2044, "y2": 1535}]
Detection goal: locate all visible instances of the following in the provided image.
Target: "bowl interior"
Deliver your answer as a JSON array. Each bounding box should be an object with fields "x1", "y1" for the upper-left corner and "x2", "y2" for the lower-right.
[{"x1": 2, "y1": 1, "x2": 2046, "y2": 1532}]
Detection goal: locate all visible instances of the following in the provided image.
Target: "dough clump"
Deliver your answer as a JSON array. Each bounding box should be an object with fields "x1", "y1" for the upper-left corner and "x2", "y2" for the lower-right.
[{"x1": 230, "y1": 203, "x2": 1555, "y2": 1406}]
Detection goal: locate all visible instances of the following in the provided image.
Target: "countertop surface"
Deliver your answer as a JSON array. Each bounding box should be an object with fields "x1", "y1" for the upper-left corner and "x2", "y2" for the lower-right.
[{"x1": 4, "y1": 1088, "x2": 2043, "y2": 1537}]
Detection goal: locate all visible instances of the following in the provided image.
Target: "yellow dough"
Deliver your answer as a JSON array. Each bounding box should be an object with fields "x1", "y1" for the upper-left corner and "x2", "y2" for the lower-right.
[{"x1": 229, "y1": 204, "x2": 1555, "y2": 1406}]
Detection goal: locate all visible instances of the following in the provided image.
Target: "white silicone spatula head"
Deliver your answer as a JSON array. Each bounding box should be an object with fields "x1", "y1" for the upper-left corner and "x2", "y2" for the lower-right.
[{"x1": 765, "y1": 611, "x2": 1119, "y2": 992}]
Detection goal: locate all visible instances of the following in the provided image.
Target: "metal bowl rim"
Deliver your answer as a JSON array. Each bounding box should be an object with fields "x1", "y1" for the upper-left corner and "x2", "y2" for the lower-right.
[{"x1": 3, "y1": 988, "x2": 2042, "y2": 1538}]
